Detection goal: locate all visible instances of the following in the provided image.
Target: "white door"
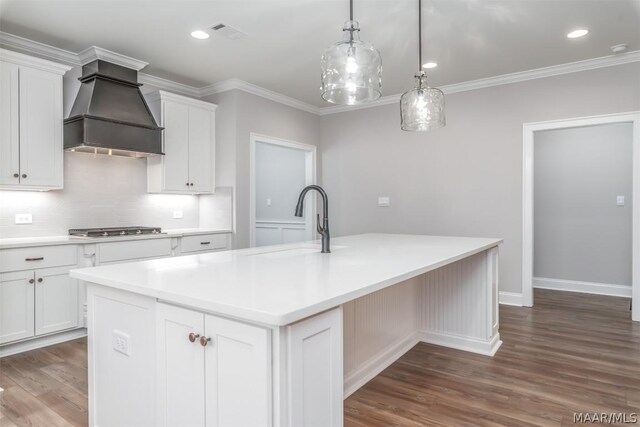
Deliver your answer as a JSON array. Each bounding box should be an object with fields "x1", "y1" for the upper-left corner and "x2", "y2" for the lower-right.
[
  {"x1": 18, "y1": 66, "x2": 63, "y2": 188},
  {"x1": 35, "y1": 267, "x2": 78, "y2": 336},
  {"x1": 0, "y1": 61, "x2": 20, "y2": 186},
  {"x1": 162, "y1": 100, "x2": 190, "y2": 192},
  {"x1": 0, "y1": 270, "x2": 35, "y2": 344},
  {"x1": 188, "y1": 106, "x2": 214, "y2": 193},
  {"x1": 204, "y1": 314, "x2": 271, "y2": 427},
  {"x1": 157, "y1": 303, "x2": 206, "y2": 427}
]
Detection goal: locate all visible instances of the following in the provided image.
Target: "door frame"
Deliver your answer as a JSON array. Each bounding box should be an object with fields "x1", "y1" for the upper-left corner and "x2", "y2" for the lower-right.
[
  {"x1": 522, "y1": 111, "x2": 640, "y2": 321},
  {"x1": 249, "y1": 133, "x2": 317, "y2": 247}
]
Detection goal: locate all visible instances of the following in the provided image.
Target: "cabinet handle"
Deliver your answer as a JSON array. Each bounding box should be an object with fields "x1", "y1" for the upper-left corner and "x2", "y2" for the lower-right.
[
  {"x1": 21, "y1": 174, "x2": 27, "y2": 179},
  {"x1": 25, "y1": 257, "x2": 44, "y2": 261},
  {"x1": 29, "y1": 278, "x2": 35, "y2": 284},
  {"x1": 186, "y1": 182, "x2": 190, "y2": 186},
  {"x1": 199, "y1": 336, "x2": 211, "y2": 347},
  {"x1": 37, "y1": 278, "x2": 43, "y2": 283},
  {"x1": 190, "y1": 183, "x2": 194, "y2": 186},
  {"x1": 13, "y1": 173, "x2": 19, "y2": 178},
  {"x1": 188, "y1": 332, "x2": 200, "y2": 343},
  {"x1": 200, "y1": 241, "x2": 211, "y2": 245}
]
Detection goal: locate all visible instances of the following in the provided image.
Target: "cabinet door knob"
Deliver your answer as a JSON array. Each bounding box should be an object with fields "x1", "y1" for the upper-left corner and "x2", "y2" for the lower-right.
[
  {"x1": 190, "y1": 183, "x2": 194, "y2": 186},
  {"x1": 28, "y1": 278, "x2": 34, "y2": 284},
  {"x1": 13, "y1": 173, "x2": 19, "y2": 178},
  {"x1": 186, "y1": 182, "x2": 190, "y2": 186},
  {"x1": 21, "y1": 174, "x2": 27, "y2": 178},
  {"x1": 199, "y1": 336, "x2": 211, "y2": 347},
  {"x1": 188, "y1": 332, "x2": 200, "y2": 343},
  {"x1": 37, "y1": 278, "x2": 43, "y2": 283}
]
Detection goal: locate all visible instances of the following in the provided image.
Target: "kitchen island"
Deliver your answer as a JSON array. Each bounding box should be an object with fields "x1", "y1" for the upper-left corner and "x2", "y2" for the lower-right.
[{"x1": 71, "y1": 233, "x2": 502, "y2": 427}]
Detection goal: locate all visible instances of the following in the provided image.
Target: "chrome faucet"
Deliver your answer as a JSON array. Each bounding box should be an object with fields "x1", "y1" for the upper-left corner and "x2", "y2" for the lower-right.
[{"x1": 294, "y1": 185, "x2": 330, "y2": 253}]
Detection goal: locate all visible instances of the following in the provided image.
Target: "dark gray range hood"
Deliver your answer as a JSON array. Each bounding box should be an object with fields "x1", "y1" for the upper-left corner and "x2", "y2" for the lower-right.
[{"x1": 64, "y1": 60, "x2": 163, "y2": 157}]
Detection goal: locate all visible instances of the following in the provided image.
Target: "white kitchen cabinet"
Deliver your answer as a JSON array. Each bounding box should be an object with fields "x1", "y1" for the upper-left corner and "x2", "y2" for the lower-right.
[
  {"x1": 35, "y1": 266, "x2": 79, "y2": 336},
  {"x1": 146, "y1": 91, "x2": 217, "y2": 194},
  {"x1": 0, "y1": 270, "x2": 35, "y2": 344},
  {"x1": 156, "y1": 303, "x2": 271, "y2": 427},
  {"x1": 0, "y1": 49, "x2": 70, "y2": 190}
]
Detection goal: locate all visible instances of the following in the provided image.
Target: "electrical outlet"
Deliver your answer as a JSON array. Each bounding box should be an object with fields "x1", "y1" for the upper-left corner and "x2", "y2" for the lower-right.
[
  {"x1": 173, "y1": 210, "x2": 184, "y2": 219},
  {"x1": 112, "y1": 330, "x2": 131, "y2": 356},
  {"x1": 15, "y1": 213, "x2": 32, "y2": 224},
  {"x1": 377, "y1": 197, "x2": 390, "y2": 207},
  {"x1": 266, "y1": 198, "x2": 272, "y2": 207},
  {"x1": 616, "y1": 196, "x2": 625, "y2": 206}
]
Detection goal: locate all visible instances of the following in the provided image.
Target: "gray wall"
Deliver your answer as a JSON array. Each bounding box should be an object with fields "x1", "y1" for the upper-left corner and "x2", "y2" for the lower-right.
[
  {"x1": 320, "y1": 63, "x2": 640, "y2": 294},
  {"x1": 202, "y1": 89, "x2": 321, "y2": 249},
  {"x1": 534, "y1": 123, "x2": 633, "y2": 286},
  {"x1": 255, "y1": 142, "x2": 306, "y2": 222}
]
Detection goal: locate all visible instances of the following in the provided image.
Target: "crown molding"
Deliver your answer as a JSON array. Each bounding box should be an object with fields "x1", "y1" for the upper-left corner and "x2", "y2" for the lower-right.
[
  {"x1": 77, "y1": 46, "x2": 148, "y2": 70},
  {"x1": 2, "y1": 31, "x2": 638, "y2": 117},
  {"x1": 200, "y1": 78, "x2": 322, "y2": 115},
  {"x1": 318, "y1": 50, "x2": 640, "y2": 115},
  {"x1": 146, "y1": 90, "x2": 218, "y2": 111},
  {"x1": 138, "y1": 73, "x2": 201, "y2": 98},
  {"x1": 0, "y1": 48, "x2": 72, "y2": 74}
]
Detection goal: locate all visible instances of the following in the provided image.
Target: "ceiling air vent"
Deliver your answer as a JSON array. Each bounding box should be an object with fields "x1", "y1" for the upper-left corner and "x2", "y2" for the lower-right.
[{"x1": 210, "y1": 23, "x2": 246, "y2": 40}]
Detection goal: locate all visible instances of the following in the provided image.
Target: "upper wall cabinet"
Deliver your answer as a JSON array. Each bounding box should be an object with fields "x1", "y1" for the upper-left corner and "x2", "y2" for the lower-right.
[
  {"x1": 145, "y1": 91, "x2": 217, "y2": 194},
  {"x1": 0, "y1": 49, "x2": 71, "y2": 191}
]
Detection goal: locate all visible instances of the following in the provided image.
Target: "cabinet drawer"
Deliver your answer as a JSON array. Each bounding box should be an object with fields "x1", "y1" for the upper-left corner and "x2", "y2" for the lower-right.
[
  {"x1": 181, "y1": 234, "x2": 228, "y2": 254},
  {"x1": 98, "y1": 238, "x2": 172, "y2": 264},
  {"x1": 0, "y1": 245, "x2": 78, "y2": 273}
]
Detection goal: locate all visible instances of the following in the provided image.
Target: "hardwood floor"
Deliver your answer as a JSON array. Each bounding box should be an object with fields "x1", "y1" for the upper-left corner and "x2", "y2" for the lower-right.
[{"x1": 0, "y1": 289, "x2": 638, "y2": 426}]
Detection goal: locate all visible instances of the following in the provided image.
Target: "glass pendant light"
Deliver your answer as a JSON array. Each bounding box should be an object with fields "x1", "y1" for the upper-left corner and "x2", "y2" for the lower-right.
[
  {"x1": 400, "y1": 0, "x2": 445, "y2": 131},
  {"x1": 320, "y1": 0, "x2": 382, "y2": 105}
]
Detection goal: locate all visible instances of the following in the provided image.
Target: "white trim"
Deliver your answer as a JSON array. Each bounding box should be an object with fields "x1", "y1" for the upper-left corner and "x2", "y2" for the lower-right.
[
  {"x1": 200, "y1": 78, "x2": 322, "y2": 115},
  {"x1": 249, "y1": 133, "x2": 317, "y2": 247},
  {"x1": 0, "y1": 48, "x2": 72, "y2": 74},
  {"x1": 343, "y1": 332, "x2": 419, "y2": 399},
  {"x1": 522, "y1": 112, "x2": 640, "y2": 322},
  {"x1": 77, "y1": 46, "x2": 148, "y2": 70},
  {"x1": 138, "y1": 73, "x2": 201, "y2": 98},
  {"x1": 3, "y1": 31, "x2": 638, "y2": 117},
  {"x1": 0, "y1": 328, "x2": 87, "y2": 357},
  {"x1": 319, "y1": 50, "x2": 640, "y2": 115},
  {"x1": 418, "y1": 330, "x2": 502, "y2": 357},
  {"x1": 145, "y1": 90, "x2": 218, "y2": 110},
  {"x1": 534, "y1": 277, "x2": 632, "y2": 298},
  {"x1": 499, "y1": 291, "x2": 523, "y2": 306}
]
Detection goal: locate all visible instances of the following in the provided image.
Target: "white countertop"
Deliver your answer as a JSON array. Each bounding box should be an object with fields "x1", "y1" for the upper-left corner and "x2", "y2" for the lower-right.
[
  {"x1": 71, "y1": 233, "x2": 502, "y2": 326},
  {"x1": 0, "y1": 228, "x2": 232, "y2": 249}
]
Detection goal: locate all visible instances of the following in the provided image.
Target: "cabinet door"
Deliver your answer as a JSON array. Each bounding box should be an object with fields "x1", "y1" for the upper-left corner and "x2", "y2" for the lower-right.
[
  {"x1": 18, "y1": 66, "x2": 63, "y2": 188},
  {"x1": 188, "y1": 107, "x2": 214, "y2": 193},
  {"x1": 157, "y1": 303, "x2": 206, "y2": 427},
  {"x1": 35, "y1": 266, "x2": 78, "y2": 336},
  {"x1": 0, "y1": 271, "x2": 35, "y2": 344},
  {"x1": 204, "y1": 315, "x2": 271, "y2": 427},
  {"x1": 0, "y1": 61, "x2": 20, "y2": 186},
  {"x1": 162, "y1": 100, "x2": 190, "y2": 192}
]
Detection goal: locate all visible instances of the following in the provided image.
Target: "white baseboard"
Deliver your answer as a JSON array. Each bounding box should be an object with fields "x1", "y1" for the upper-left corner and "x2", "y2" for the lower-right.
[
  {"x1": 533, "y1": 277, "x2": 632, "y2": 298},
  {"x1": 418, "y1": 330, "x2": 502, "y2": 357},
  {"x1": 343, "y1": 332, "x2": 419, "y2": 399},
  {"x1": 0, "y1": 328, "x2": 87, "y2": 358},
  {"x1": 499, "y1": 291, "x2": 523, "y2": 306}
]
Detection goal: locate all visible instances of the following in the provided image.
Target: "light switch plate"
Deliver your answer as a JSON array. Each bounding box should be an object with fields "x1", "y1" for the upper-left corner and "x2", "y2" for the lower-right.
[
  {"x1": 378, "y1": 197, "x2": 390, "y2": 207},
  {"x1": 266, "y1": 198, "x2": 272, "y2": 207},
  {"x1": 172, "y1": 210, "x2": 184, "y2": 219},
  {"x1": 15, "y1": 213, "x2": 32, "y2": 224},
  {"x1": 616, "y1": 196, "x2": 625, "y2": 206}
]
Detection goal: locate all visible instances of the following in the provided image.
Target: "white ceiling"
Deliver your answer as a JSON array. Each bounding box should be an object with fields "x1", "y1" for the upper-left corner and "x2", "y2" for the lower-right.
[{"x1": 1, "y1": 0, "x2": 638, "y2": 107}]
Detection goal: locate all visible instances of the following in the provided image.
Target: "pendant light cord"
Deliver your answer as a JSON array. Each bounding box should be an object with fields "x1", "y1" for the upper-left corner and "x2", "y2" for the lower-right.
[
  {"x1": 418, "y1": 0, "x2": 422, "y2": 71},
  {"x1": 349, "y1": 0, "x2": 354, "y2": 42}
]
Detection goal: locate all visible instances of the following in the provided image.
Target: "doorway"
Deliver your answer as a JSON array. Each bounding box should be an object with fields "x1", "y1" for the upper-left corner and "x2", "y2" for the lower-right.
[
  {"x1": 249, "y1": 133, "x2": 316, "y2": 247},
  {"x1": 522, "y1": 112, "x2": 640, "y2": 321}
]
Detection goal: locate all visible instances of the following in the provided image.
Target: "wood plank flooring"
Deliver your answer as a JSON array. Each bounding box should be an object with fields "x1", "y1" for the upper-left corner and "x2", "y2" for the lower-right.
[{"x1": 0, "y1": 289, "x2": 638, "y2": 426}]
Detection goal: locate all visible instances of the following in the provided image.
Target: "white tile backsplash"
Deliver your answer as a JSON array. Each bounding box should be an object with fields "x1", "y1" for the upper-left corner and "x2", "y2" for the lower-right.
[{"x1": 0, "y1": 152, "x2": 201, "y2": 238}]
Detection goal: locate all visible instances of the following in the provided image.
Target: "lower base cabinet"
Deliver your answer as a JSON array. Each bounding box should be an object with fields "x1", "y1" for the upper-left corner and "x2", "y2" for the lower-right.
[{"x1": 156, "y1": 303, "x2": 271, "y2": 427}]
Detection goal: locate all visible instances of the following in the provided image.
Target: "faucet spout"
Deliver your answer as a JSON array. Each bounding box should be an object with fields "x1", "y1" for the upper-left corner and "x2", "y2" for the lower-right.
[{"x1": 294, "y1": 185, "x2": 330, "y2": 253}]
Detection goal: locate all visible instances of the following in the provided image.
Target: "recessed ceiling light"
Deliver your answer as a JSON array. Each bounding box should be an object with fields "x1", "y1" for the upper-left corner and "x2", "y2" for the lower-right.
[
  {"x1": 190, "y1": 30, "x2": 210, "y2": 40},
  {"x1": 422, "y1": 62, "x2": 438, "y2": 69},
  {"x1": 567, "y1": 29, "x2": 589, "y2": 39}
]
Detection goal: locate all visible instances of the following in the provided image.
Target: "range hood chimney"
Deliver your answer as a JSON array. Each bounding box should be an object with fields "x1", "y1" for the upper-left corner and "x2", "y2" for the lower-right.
[{"x1": 64, "y1": 57, "x2": 163, "y2": 157}]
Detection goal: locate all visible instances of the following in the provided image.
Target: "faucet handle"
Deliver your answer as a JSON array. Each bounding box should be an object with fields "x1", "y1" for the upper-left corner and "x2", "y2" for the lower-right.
[{"x1": 317, "y1": 213, "x2": 325, "y2": 234}]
